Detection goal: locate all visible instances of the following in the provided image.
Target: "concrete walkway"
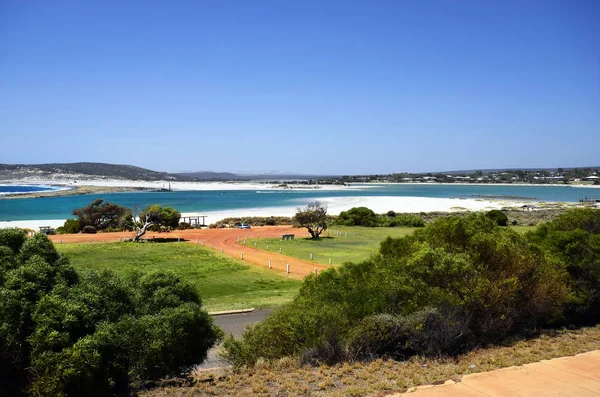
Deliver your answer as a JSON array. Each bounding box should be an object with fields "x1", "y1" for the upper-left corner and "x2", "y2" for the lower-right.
[{"x1": 391, "y1": 350, "x2": 600, "y2": 396}]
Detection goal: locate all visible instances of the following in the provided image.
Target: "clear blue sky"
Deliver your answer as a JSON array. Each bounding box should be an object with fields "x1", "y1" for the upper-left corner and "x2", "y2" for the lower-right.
[{"x1": 1, "y1": 0, "x2": 598, "y2": 174}]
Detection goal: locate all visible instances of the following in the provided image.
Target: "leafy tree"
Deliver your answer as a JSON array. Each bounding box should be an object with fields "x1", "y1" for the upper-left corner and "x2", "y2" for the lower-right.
[
  {"x1": 336, "y1": 207, "x2": 378, "y2": 227},
  {"x1": 527, "y1": 208, "x2": 600, "y2": 324},
  {"x1": 57, "y1": 218, "x2": 81, "y2": 234},
  {"x1": 0, "y1": 230, "x2": 221, "y2": 396},
  {"x1": 293, "y1": 202, "x2": 329, "y2": 239},
  {"x1": 485, "y1": 209, "x2": 508, "y2": 226},
  {"x1": 140, "y1": 205, "x2": 181, "y2": 231},
  {"x1": 72, "y1": 199, "x2": 129, "y2": 231},
  {"x1": 223, "y1": 214, "x2": 569, "y2": 366}
]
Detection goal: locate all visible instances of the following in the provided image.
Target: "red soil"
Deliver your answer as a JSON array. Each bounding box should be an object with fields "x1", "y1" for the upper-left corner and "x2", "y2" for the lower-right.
[{"x1": 49, "y1": 226, "x2": 330, "y2": 277}]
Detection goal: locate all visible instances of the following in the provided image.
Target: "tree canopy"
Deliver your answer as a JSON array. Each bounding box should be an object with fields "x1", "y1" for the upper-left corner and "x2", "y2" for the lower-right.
[
  {"x1": 0, "y1": 229, "x2": 221, "y2": 396},
  {"x1": 72, "y1": 198, "x2": 129, "y2": 231},
  {"x1": 223, "y1": 211, "x2": 600, "y2": 367},
  {"x1": 293, "y1": 202, "x2": 329, "y2": 239}
]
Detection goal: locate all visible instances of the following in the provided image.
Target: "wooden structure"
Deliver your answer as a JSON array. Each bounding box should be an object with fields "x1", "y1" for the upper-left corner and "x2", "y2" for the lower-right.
[
  {"x1": 39, "y1": 226, "x2": 56, "y2": 235},
  {"x1": 179, "y1": 216, "x2": 207, "y2": 227},
  {"x1": 282, "y1": 234, "x2": 295, "y2": 241}
]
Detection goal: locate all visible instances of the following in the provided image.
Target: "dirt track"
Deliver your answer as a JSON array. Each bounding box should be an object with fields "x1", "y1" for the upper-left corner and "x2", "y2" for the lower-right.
[{"x1": 49, "y1": 226, "x2": 331, "y2": 277}]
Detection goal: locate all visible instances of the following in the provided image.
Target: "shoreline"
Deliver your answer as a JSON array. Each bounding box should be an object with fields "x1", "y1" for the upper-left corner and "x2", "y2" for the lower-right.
[
  {"x1": 1, "y1": 179, "x2": 598, "y2": 200},
  {"x1": 1, "y1": 195, "x2": 592, "y2": 230}
]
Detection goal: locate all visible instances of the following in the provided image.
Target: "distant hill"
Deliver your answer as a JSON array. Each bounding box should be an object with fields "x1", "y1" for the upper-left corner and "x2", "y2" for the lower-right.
[
  {"x1": 0, "y1": 162, "x2": 192, "y2": 181},
  {"x1": 175, "y1": 171, "x2": 245, "y2": 181}
]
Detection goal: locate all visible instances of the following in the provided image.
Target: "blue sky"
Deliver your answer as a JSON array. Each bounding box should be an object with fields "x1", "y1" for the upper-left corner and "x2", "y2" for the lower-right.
[{"x1": 1, "y1": 0, "x2": 598, "y2": 174}]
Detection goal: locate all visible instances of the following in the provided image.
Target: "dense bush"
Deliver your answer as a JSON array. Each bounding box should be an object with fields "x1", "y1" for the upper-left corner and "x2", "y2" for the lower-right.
[
  {"x1": 0, "y1": 229, "x2": 221, "y2": 396},
  {"x1": 336, "y1": 207, "x2": 379, "y2": 227},
  {"x1": 178, "y1": 222, "x2": 194, "y2": 230},
  {"x1": 81, "y1": 225, "x2": 97, "y2": 234},
  {"x1": 334, "y1": 208, "x2": 425, "y2": 227},
  {"x1": 223, "y1": 213, "x2": 571, "y2": 367},
  {"x1": 381, "y1": 214, "x2": 425, "y2": 227},
  {"x1": 486, "y1": 209, "x2": 508, "y2": 226},
  {"x1": 527, "y1": 208, "x2": 600, "y2": 324},
  {"x1": 209, "y1": 216, "x2": 293, "y2": 228},
  {"x1": 57, "y1": 218, "x2": 81, "y2": 234},
  {"x1": 141, "y1": 205, "x2": 181, "y2": 231},
  {"x1": 72, "y1": 198, "x2": 129, "y2": 231}
]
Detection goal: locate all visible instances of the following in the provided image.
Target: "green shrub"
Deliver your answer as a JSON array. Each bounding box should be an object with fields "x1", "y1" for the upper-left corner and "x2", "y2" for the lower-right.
[
  {"x1": 81, "y1": 225, "x2": 97, "y2": 234},
  {"x1": 384, "y1": 214, "x2": 425, "y2": 227},
  {"x1": 0, "y1": 233, "x2": 221, "y2": 396},
  {"x1": 57, "y1": 218, "x2": 81, "y2": 234},
  {"x1": 178, "y1": 222, "x2": 193, "y2": 230},
  {"x1": 486, "y1": 209, "x2": 508, "y2": 226},
  {"x1": 527, "y1": 208, "x2": 600, "y2": 324},
  {"x1": 386, "y1": 210, "x2": 397, "y2": 217},
  {"x1": 336, "y1": 207, "x2": 379, "y2": 227},
  {"x1": 223, "y1": 214, "x2": 569, "y2": 367}
]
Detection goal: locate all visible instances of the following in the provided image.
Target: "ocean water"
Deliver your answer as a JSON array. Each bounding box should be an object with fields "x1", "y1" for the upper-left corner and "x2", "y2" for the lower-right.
[
  {"x1": 0, "y1": 184, "x2": 61, "y2": 196},
  {"x1": 0, "y1": 183, "x2": 597, "y2": 222}
]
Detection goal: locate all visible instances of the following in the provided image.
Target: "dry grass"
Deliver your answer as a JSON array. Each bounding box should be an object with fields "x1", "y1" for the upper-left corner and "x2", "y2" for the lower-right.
[{"x1": 140, "y1": 324, "x2": 600, "y2": 397}]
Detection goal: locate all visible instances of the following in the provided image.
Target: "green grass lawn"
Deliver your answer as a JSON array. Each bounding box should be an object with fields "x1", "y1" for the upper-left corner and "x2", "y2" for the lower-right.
[
  {"x1": 250, "y1": 227, "x2": 416, "y2": 266},
  {"x1": 510, "y1": 225, "x2": 537, "y2": 234},
  {"x1": 56, "y1": 242, "x2": 302, "y2": 312}
]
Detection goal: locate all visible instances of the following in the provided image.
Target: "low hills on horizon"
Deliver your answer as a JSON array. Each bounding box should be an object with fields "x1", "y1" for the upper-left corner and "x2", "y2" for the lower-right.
[{"x1": 0, "y1": 162, "x2": 598, "y2": 183}]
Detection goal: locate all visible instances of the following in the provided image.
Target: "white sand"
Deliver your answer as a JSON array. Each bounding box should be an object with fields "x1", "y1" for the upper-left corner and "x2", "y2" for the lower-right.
[
  {"x1": 0, "y1": 178, "x2": 361, "y2": 191},
  {"x1": 0, "y1": 195, "x2": 523, "y2": 230}
]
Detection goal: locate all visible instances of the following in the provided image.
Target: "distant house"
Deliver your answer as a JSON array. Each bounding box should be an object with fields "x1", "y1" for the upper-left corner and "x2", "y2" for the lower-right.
[{"x1": 585, "y1": 176, "x2": 599, "y2": 181}]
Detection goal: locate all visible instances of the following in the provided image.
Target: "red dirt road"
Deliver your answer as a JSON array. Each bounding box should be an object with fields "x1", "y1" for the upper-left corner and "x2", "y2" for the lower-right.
[{"x1": 49, "y1": 226, "x2": 331, "y2": 277}]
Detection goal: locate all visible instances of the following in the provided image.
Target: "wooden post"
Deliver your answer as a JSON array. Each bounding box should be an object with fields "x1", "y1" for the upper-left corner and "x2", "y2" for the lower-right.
[
  {"x1": 203, "y1": 240, "x2": 205, "y2": 246},
  {"x1": 267, "y1": 245, "x2": 269, "y2": 250},
  {"x1": 286, "y1": 263, "x2": 290, "y2": 274},
  {"x1": 241, "y1": 253, "x2": 244, "y2": 260},
  {"x1": 329, "y1": 258, "x2": 332, "y2": 265},
  {"x1": 89, "y1": 237, "x2": 92, "y2": 243},
  {"x1": 60, "y1": 238, "x2": 62, "y2": 244},
  {"x1": 196, "y1": 238, "x2": 198, "y2": 244},
  {"x1": 314, "y1": 268, "x2": 318, "y2": 275},
  {"x1": 310, "y1": 253, "x2": 313, "y2": 260},
  {"x1": 257, "y1": 233, "x2": 260, "y2": 238},
  {"x1": 254, "y1": 242, "x2": 257, "y2": 247},
  {"x1": 279, "y1": 247, "x2": 282, "y2": 254},
  {"x1": 238, "y1": 236, "x2": 240, "y2": 242},
  {"x1": 268, "y1": 259, "x2": 272, "y2": 269},
  {"x1": 221, "y1": 248, "x2": 224, "y2": 253},
  {"x1": 178, "y1": 237, "x2": 180, "y2": 242}
]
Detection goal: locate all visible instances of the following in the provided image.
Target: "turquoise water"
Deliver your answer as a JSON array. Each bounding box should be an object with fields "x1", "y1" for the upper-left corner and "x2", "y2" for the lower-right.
[
  {"x1": 0, "y1": 184, "x2": 61, "y2": 195},
  {"x1": 0, "y1": 184, "x2": 597, "y2": 221}
]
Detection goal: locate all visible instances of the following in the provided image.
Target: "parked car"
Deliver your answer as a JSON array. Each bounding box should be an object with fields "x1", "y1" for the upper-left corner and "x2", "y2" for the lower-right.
[{"x1": 236, "y1": 223, "x2": 251, "y2": 229}]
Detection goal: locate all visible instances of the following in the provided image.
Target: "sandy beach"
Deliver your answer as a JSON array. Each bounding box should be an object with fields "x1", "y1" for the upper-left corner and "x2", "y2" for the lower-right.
[{"x1": 0, "y1": 195, "x2": 534, "y2": 230}]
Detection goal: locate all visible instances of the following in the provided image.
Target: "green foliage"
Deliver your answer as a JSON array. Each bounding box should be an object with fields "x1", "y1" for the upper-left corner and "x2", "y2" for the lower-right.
[
  {"x1": 336, "y1": 207, "x2": 379, "y2": 227},
  {"x1": 486, "y1": 209, "x2": 509, "y2": 226},
  {"x1": 72, "y1": 198, "x2": 129, "y2": 231},
  {"x1": 334, "y1": 208, "x2": 424, "y2": 228},
  {"x1": 0, "y1": 233, "x2": 221, "y2": 396},
  {"x1": 81, "y1": 225, "x2": 97, "y2": 234},
  {"x1": 224, "y1": 213, "x2": 571, "y2": 367},
  {"x1": 381, "y1": 214, "x2": 425, "y2": 227},
  {"x1": 0, "y1": 228, "x2": 27, "y2": 253},
  {"x1": 527, "y1": 208, "x2": 600, "y2": 324},
  {"x1": 294, "y1": 201, "x2": 329, "y2": 239},
  {"x1": 140, "y1": 204, "x2": 181, "y2": 231},
  {"x1": 209, "y1": 216, "x2": 293, "y2": 228},
  {"x1": 57, "y1": 218, "x2": 81, "y2": 234}
]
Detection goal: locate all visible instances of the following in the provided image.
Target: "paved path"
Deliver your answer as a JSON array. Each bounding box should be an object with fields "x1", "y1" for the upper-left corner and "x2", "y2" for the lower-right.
[
  {"x1": 199, "y1": 309, "x2": 273, "y2": 369},
  {"x1": 391, "y1": 350, "x2": 600, "y2": 397},
  {"x1": 49, "y1": 226, "x2": 331, "y2": 277}
]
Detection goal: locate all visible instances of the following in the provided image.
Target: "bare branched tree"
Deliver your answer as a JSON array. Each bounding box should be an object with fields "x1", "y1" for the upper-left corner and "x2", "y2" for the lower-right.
[{"x1": 293, "y1": 201, "x2": 329, "y2": 239}]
